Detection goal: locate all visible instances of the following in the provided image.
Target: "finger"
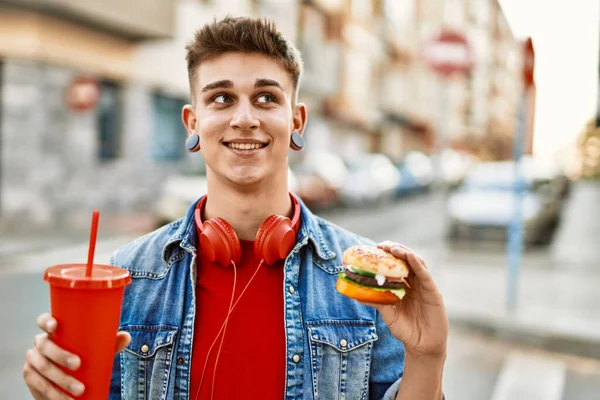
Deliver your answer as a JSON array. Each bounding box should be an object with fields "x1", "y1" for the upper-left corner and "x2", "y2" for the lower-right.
[
  {"x1": 378, "y1": 242, "x2": 426, "y2": 265},
  {"x1": 23, "y1": 352, "x2": 79, "y2": 399},
  {"x1": 383, "y1": 248, "x2": 434, "y2": 285},
  {"x1": 377, "y1": 241, "x2": 412, "y2": 251},
  {"x1": 376, "y1": 241, "x2": 395, "y2": 251},
  {"x1": 29, "y1": 388, "x2": 46, "y2": 400},
  {"x1": 34, "y1": 334, "x2": 80, "y2": 371},
  {"x1": 377, "y1": 241, "x2": 408, "y2": 254},
  {"x1": 405, "y1": 252, "x2": 429, "y2": 277},
  {"x1": 115, "y1": 331, "x2": 131, "y2": 353},
  {"x1": 36, "y1": 314, "x2": 57, "y2": 334},
  {"x1": 357, "y1": 301, "x2": 402, "y2": 328},
  {"x1": 404, "y1": 253, "x2": 440, "y2": 292},
  {"x1": 387, "y1": 245, "x2": 426, "y2": 267},
  {"x1": 29, "y1": 381, "x2": 74, "y2": 400}
]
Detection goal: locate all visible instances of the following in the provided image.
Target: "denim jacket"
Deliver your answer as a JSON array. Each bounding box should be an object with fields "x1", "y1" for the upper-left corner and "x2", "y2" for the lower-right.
[{"x1": 109, "y1": 197, "x2": 405, "y2": 399}]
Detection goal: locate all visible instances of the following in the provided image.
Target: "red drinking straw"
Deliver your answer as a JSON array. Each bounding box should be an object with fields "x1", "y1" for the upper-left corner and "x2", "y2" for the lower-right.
[{"x1": 85, "y1": 210, "x2": 100, "y2": 277}]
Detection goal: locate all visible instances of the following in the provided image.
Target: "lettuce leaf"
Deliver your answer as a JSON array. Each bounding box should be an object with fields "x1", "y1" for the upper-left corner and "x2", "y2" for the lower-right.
[
  {"x1": 345, "y1": 265, "x2": 376, "y2": 277},
  {"x1": 339, "y1": 273, "x2": 406, "y2": 299}
]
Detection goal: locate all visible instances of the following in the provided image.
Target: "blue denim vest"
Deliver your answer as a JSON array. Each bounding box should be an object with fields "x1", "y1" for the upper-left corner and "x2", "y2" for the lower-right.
[{"x1": 109, "y1": 197, "x2": 404, "y2": 399}]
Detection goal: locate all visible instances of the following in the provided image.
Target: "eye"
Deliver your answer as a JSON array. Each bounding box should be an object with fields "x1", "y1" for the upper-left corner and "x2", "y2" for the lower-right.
[
  {"x1": 256, "y1": 93, "x2": 277, "y2": 103},
  {"x1": 214, "y1": 94, "x2": 234, "y2": 104}
]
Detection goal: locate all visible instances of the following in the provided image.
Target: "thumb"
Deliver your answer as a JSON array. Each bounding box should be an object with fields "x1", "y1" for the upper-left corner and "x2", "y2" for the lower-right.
[
  {"x1": 358, "y1": 301, "x2": 399, "y2": 327},
  {"x1": 115, "y1": 331, "x2": 131, "y2": 354}
]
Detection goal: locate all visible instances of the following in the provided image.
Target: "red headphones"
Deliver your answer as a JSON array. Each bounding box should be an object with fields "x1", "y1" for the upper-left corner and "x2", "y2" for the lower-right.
[{"x1": 194, "y1": 193, "x2": 301, "y2": 266}]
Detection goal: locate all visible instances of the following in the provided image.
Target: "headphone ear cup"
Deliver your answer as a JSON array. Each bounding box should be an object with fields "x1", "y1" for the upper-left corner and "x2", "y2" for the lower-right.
[
  {"x1": 255, "y1": 216, "x2": 295, "y2": 265},
  {"x1": 200, "y1": 218, "x2": 241, "y2": 266}
]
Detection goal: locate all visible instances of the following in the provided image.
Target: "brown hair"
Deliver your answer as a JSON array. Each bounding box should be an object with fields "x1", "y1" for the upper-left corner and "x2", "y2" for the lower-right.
[{"x1": 185, "y1": 16, "x2": 303, "y2": 103}]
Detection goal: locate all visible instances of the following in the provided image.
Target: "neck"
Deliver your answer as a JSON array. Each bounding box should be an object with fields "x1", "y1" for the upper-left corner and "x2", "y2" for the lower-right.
[{"x1": 203, "y1": 170, "x2": 293, "y2": 241}]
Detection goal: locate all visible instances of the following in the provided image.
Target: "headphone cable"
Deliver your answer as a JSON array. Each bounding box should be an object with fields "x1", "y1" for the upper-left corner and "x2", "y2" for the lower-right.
[{"x1": 195, "y1": 259, "x2": 265, "y2": 400}]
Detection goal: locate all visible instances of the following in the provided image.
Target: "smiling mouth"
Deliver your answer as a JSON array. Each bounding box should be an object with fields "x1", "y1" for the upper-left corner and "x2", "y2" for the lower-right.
[{"x1": 223, "y1": 142, "x2": 268, "y2": 150}]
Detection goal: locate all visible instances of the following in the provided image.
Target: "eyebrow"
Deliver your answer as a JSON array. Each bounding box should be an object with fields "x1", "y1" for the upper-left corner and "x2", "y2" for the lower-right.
[
  {"x1": 254, "y1": 78, "x2": 284, "y2": 91},
  {"x1": 200, "y1": 80, "x2": 233, "y2": 93},
  {"x1": 200, "y1": 78, "x2": 284, "y2": 93}
]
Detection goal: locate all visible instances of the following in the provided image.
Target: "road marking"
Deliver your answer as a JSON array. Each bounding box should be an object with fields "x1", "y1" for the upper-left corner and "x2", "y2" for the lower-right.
[{"x1": 491, "y1": 352, "x2": 566, "y2": 400}]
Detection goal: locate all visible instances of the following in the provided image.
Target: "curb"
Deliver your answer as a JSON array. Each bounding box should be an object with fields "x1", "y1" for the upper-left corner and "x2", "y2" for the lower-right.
[{"x1": 448, "y1": 310, "x2": 600, "y2": 360}]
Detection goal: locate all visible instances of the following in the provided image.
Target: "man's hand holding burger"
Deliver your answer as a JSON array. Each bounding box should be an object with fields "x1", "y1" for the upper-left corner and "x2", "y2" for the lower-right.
[{"x1": 336, "y1": 241, "x2": 447, "y2": 400}]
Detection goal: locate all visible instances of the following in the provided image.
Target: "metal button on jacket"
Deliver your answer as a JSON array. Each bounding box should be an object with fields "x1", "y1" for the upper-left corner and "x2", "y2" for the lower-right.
[
  {"x1": 141, "y1": 344, "x2": 149, "y2": 353},
  {"x1": 292, "y1": 354, "x2": 301, "y2": 363},
  {"x1": 340, "y1": 339, "x2": 348, "y2": 348}
]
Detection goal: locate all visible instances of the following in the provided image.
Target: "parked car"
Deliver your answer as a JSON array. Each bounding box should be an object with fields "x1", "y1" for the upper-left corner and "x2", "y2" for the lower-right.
[
  {"x1": 446, "y1": 158, "x2": 566, "y2": 246},
  {"x1": 430, "y1": 149, "x2": 477, "y2": 189},
  {"x1": 394, "y1": 151, "x2": 434, "y2": 197},
  {"x1": 292, "y1": 152, "x2": 347, "y2": 210},
  {"x1": 153, "y1": 167, "x2": 299, "y2": 227},
  {"x1": 341, "y1": 154, "x2": 401, "y2": 206}
]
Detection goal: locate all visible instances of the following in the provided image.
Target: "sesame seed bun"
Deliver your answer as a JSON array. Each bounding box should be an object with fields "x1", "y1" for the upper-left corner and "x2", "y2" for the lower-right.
[{"x1": 342, "y1": 245, "x2": 409, "y2": 279}]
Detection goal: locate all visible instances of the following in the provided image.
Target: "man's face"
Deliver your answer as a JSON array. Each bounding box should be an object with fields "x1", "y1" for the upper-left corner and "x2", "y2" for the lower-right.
[{"x1": 184, "y1": 52, "x2": 306, "y2": 187}]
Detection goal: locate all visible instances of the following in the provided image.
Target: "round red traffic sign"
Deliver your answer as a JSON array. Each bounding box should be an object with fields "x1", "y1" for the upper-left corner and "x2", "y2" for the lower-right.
[
  {"x1": 424, "y1": 29, "x2": 473, "y2": 77},
  {"x1": 523, "y1": 37, "x2": 535, "y2": 87},
  {"x1": 65, "y1": 76, "x2": 101, "y2": 112}
]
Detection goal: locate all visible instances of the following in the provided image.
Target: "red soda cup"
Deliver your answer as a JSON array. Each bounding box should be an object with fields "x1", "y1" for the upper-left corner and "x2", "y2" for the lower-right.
[{"x1": 44, "y1": 264, "x2": 131, "y2": 399}]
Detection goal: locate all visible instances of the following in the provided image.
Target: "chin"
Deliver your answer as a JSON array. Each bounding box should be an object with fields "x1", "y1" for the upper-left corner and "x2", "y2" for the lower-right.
[
  {"x1": 230, "y1": 176, "x2": 263, "y2": 187},
  {"x1": 225, "y1": 169, "x2": 266, "y2": 187}
]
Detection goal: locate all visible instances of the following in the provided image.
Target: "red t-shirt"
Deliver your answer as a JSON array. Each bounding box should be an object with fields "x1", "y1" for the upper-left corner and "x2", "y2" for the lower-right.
[{"x1": 190, "y1": 239, "x2": 285, "y2": 400}]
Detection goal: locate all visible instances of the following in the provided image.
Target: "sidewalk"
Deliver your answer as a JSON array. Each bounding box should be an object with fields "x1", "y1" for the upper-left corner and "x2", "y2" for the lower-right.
[{"x1": 435, "y1": 180, "x2": 600, "y2": 359}]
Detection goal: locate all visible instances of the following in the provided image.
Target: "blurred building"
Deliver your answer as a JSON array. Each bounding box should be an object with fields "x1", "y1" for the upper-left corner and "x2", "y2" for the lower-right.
[
  {"x1": 394, "y1": 0, "x2": 524, "y2": 161},
  {"x1": 462, "y1": 0, "x2": 524, "y2": 161},
  {"x1": 0, "y1": 0, "x2": 298, "y2": 229},
  {"x1": 0, "y1": 0, "x2": 177, "y2": 229},
  {"x1": 299, "y1": 0, "x2": 524, "y2": 162},
  {"x1": 579, "y1": 118, "x2": 600, "y2": 179},
  {"x1": 0, "y1": 0, "x2": 526, "y2": 229}
]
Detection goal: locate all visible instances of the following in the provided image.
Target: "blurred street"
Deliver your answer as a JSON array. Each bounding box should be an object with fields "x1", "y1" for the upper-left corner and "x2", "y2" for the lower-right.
[
  {"x1": 2, "y1": 181, "x2": 600, "y2": 399},
  {"x1": 1, "y1": 0, "x2": 600, "y2": 398}
]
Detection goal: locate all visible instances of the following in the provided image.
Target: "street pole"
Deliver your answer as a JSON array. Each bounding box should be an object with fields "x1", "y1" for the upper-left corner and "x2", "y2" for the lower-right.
[
  {"x1": 506, "y1": 90, "x2": 528, "y2": 313},
  {"x1": 435, "y1": 78, "x2": 450, "y2": 181},
  {"x1": 507, "y1": 38, "x2": 535, "y2": 313},
  {"x1": 433, "y1": 78, "x2": 450, "y2": 239}
]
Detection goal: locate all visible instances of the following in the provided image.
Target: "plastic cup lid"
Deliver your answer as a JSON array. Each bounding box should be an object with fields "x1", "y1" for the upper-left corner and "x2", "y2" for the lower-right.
[{"x1": 44, "y1": 264, "x2": 132, "y2": 289}]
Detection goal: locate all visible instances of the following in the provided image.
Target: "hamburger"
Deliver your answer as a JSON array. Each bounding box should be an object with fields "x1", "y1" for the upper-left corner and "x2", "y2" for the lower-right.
[{"x1": 336, "y1": 245, "x2": 409, "y2": 304}]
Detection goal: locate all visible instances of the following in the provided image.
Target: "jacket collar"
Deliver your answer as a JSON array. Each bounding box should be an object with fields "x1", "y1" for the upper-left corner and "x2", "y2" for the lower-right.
[{"x1": 161, "y1": 194, "x2": 336, "y2": 265}]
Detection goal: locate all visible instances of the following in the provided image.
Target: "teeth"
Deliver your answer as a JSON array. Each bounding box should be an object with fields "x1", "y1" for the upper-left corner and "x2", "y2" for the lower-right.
[{"x1": 227, "y1": 143, "x2": 264, "y2": 150}]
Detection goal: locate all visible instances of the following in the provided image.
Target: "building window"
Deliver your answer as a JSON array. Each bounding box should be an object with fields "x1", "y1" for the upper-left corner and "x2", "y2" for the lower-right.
[
  {"x1": 151, "y1": 93, "x2": 187, "y2": 162},
  {"x1": 97, "y1": 80, "x2": 122, "y2": 160}
]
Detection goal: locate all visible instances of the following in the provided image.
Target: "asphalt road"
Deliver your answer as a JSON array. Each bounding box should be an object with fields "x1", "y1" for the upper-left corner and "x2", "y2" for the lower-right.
[{"x1": 2, "y1": 195, "x2": 599, "y2": 399}]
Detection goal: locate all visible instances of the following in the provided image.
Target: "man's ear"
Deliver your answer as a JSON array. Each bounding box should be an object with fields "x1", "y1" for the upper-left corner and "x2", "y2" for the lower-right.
[
  {"x1": 292, "y1": 102, "x2": 308, "y2": 136},
  {"x1": 182, "y1": 104, "x2": 197, "y2": 136}
]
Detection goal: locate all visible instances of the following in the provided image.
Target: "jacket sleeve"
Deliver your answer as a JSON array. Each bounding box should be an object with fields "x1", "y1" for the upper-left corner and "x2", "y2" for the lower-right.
[{"x1": 369, "y1": 311, "x2": 405, "y2": 399}]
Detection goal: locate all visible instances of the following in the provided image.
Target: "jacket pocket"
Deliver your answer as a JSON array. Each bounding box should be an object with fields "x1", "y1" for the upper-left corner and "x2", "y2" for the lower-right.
[
  {"x1": 119, "y1": 325, "x2": 178, "y2": 400},
  {"x1": 307, "y1": 320, "x2": 378, "y2": 400}
]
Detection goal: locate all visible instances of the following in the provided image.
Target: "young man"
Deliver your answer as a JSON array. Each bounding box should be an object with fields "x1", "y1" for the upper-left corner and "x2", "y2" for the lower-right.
[{"x1": 23, "y1": 17, "x2": 448, "y2": 399}]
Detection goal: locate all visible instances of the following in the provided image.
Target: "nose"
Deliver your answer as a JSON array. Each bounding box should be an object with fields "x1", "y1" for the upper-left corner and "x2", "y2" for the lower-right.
[{"x1": 230, "y1": 99, "x2": 259, "y2": 131}]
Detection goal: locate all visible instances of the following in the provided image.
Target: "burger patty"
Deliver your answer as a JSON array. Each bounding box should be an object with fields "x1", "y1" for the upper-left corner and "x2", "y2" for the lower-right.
[{"x1": 343, "y1": 270, "x2": 405, "y2": 290}]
